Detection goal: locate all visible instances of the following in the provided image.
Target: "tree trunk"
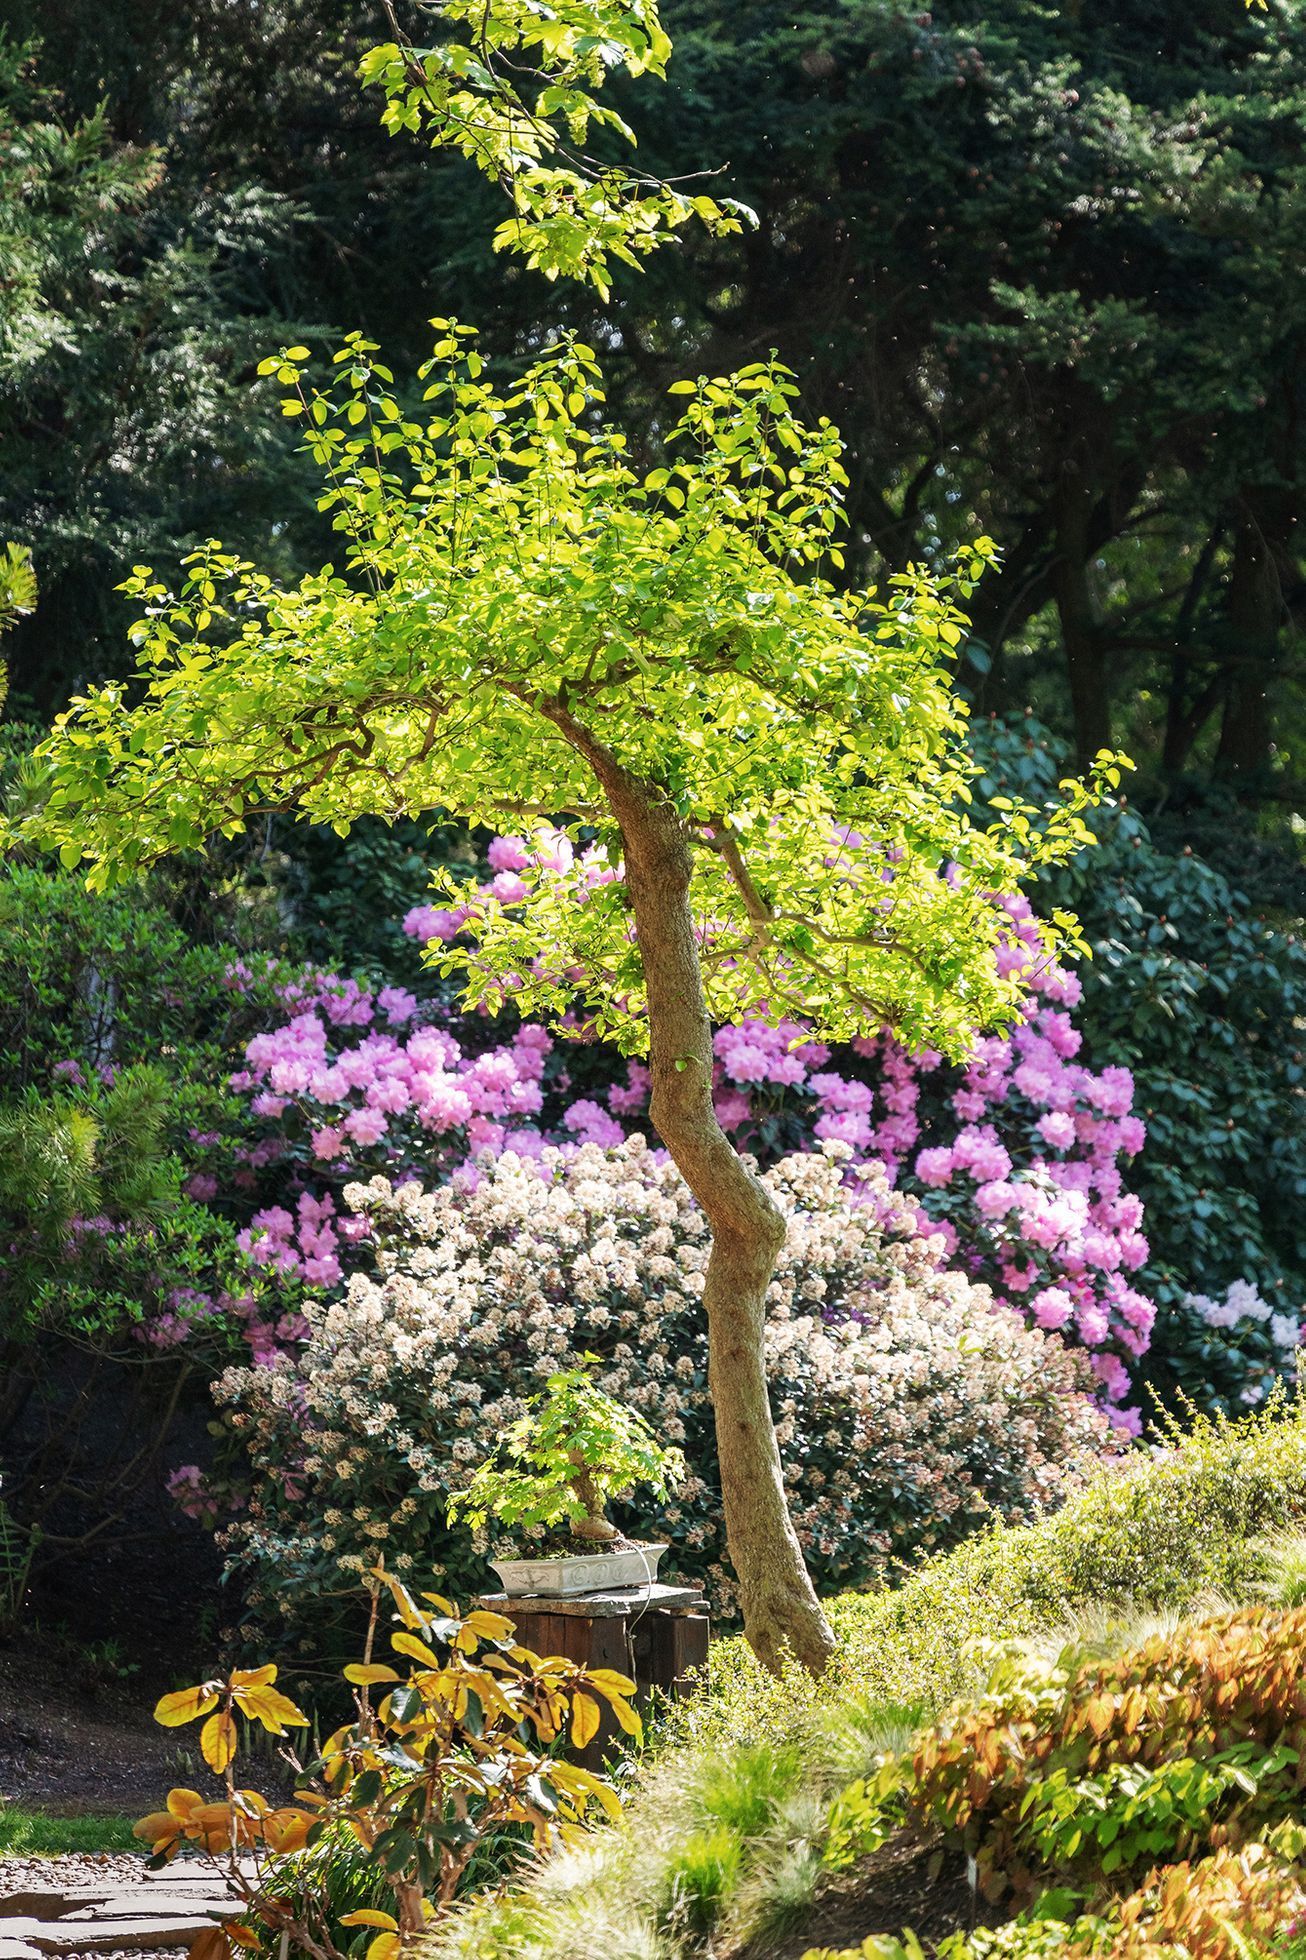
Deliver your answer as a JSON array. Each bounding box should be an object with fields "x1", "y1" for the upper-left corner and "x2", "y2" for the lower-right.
[
  {"x1": 1215, "y1": 507, "x2": 1280, "y2": 779},
  {"x1": 537, "y1": 702, "x2": 835, "y2": 1674},
  {"x1": 617, "y1": 787, "x2": 835, "y2": 1676},
  {"x1": 1050, "y1": 475, "x2": 1112, "y2": 768}
]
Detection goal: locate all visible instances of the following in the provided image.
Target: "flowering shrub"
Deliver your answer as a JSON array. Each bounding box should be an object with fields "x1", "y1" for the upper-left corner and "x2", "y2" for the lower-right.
[
  {"x1": 218, "y1": 834, "x2": 1157, "y2": 1431},
  {"x1": 969, "y1": 714, "x2": 1306, "y2": 1417},
  {"x1": 217, "y1": 1139, "x2": 1112, "y2": 1636}
]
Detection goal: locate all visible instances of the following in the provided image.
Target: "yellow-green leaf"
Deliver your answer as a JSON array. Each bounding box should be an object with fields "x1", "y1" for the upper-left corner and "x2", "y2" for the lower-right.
[
  {"x1": 154, "y1": 1686, "x2": 220, "y2": 1728},
  {"x1": 200, "y1": 1710, "x2": 237, "y2": 1773}
]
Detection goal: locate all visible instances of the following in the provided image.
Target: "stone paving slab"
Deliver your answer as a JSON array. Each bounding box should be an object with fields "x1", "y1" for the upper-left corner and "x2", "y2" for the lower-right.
[
  {"x1": 26, "y1": 1921, "x2": 221, "y2": 1953},
  {"x1": 60, "y1": 1901, "x2": 240, "y2": 1924}
]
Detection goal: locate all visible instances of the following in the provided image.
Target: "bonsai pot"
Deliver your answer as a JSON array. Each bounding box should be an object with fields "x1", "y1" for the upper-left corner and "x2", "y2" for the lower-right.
[{"x1": 489, "y1": 1542, "x2": 668, "y2": 1599}]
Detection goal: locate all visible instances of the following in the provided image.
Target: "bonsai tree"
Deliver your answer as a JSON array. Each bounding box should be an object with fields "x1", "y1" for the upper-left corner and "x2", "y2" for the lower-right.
[
  {"x1": 18, "y1": 331, "x2": 1114, "y2": 1672},
  {"x1": 447, "y1": 1365, "x2": 686, "y2": 1549}
]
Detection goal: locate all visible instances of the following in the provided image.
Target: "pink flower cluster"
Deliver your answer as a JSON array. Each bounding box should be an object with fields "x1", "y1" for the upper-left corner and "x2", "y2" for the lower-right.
[
  {"x1": 137, "y1": 1283, "x2": 309, "y2": 1367},
  {"x1": 229, "y1": 976, "x2": 633, "y2": 1273},
  {"x1": 237, "y1": 1190, "x2": 370, "y2": 1293},
  {"x1": 166, "y1": 1463, "x2": 223, "y2": 1526}
]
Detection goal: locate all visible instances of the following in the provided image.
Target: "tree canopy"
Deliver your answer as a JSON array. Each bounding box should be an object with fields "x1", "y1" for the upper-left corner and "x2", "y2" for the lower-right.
[
  {"x1": 3, "y1": 0, "x2": 1302, "y2": 874},
  {"x1": 22, "y1": 330, "x2": 1109, "y2": 1058}
]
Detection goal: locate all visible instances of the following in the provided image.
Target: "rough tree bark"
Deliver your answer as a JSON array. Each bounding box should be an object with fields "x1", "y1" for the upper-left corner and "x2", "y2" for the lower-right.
[
  {"x1": 1216, "y1": 506, "x2": 1281, "y2": 780},
  {"x1": 541, "y1": 700, "x2": 837, "y2": 1677},
  {"x1": 1050, "y1": 475, "x2": 1112, "y2": 770}
]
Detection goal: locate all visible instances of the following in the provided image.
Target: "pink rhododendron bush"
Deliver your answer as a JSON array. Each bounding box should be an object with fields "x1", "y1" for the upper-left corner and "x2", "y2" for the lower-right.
[
  {"x1": 216, "y1": 1138, "x2": 1114, "y2": 1634},
  {"x1": 213, "y1": 831, "x2": 1156, "y2": 1430}
]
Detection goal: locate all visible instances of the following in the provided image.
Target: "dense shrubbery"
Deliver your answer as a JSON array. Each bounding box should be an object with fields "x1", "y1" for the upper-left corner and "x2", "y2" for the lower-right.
[
  {"x1": 680, "y1": 1396, "x2": 1306, "y2": 1753},
  {"x1": 217, "y1": 791, "x2": 1306, "y2": 1424},
  {"x1": 973, "y1": 717, "x2": 1306, "y2": 1415},
  {"x1": 218, "y1": 833, "x2": 1164, "y2": 1428},
  {"x1": 0, "y1": 864, "x2": 303, "y2": 1602},
  {"x1": 916, "y1": 1602, "x2": 1306, "y2": 1895},
  {"x1": 217, "y1": 1139, "x2": 1110, "y2": 1635}
]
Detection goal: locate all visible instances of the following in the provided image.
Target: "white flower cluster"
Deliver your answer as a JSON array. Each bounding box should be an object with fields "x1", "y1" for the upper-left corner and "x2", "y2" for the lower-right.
[
  {"x1": 218, "y1": 1136, "x2": 1113, "y2": 1630},
  {"x1": 1180, "y1": 1280, "x2": 1304, "y2": 1404}
]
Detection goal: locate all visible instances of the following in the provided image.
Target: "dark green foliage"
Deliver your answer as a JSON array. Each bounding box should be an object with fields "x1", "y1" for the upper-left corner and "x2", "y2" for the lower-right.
[
  {"x1": 0, "y1": 1064, "x2": 174, "y2": 1249},
  {"x1": 0, "y1": 861, "x2": 278, "y2": 1116},
  {"x1": 0, "y1": 34, "x2": 312, "y2": 713},
  {"x1": 604, "y1": 0, "x2": 1306, "y2": 805},
  {"x1": 0, "y1": 863, "x2": 298, "y2": 1608}
]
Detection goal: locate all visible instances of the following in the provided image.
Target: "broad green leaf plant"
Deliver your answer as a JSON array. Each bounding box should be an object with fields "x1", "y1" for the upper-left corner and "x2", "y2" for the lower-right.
[
  {"x1": 360, "y1": 0, "x2": 751, "y2": 295},
  {"x1": 446, "y1": 1365, "x2": 686, "y2": 1546},
  {"x1": 19, "y1": 329, "x2": 1119, "y2": 1674}
]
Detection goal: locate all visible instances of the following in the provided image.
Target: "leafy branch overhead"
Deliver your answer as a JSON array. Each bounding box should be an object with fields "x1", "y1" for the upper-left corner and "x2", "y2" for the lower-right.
[
  {"x1": 360, "y1": 0, "x2": 753, "y2": 294},
  {"x1": 22, "y1": 328, "x2": 1121, "y2": 1062}
]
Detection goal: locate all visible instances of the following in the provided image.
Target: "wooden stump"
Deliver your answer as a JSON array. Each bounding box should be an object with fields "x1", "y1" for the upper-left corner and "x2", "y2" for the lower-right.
[{"x1": 479, "y1": 1581, "x2": 710, "y2": 1768}]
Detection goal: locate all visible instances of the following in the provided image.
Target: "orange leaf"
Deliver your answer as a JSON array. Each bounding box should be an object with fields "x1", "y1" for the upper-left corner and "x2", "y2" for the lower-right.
[
  {"x1": 1084, "y1": 1697, "x2": 1116, "y2": 1740},
  {"x1": 133, "y1": 1811, "x2": 178, "y2": 1841},
  {"x1": 188, "y1": 1928, "x2": 230, "y2": 1960},
  {"x1": 166, "y1": 1788, "x2": 206, "y2": 1822},
  {"x1": 340, "y1": 1912, "x2": 399, "y2": 1930},
  {"x1": 201, "y1": 1711, "x2": 238, "y2": 1774},
  {"x1": 229, "y1": 1664, "x2": 278, "y2": 1689},
  {"x1": 232, "y1": 1684, "x2": 308, "y2": 1733},
  {"x1": 374, "y1": 1568, "x2": 424, "y2": 1629},
  {"x1": 224, "y1": 1927, "x2": 261, "y2": 1951},
  {"x1": 462, "y1": 1609, "x2": 516, "y2": 1642},
  {"x1": 262, "y1": 1809, "x2": 313, "y2": 1854},
  {"x1": 155, "y1": 1686, "x2": 220, "y2": 1728},
  {"x1": 194, "y1": 1802, "x2": 235, "y2": 1831},
  {"x1": 584, "y1": 1667, "x2": 637, "y2": 1697},
  {"x1": 391, "y1": 1630, "x2": 443, "y2": 1668}
]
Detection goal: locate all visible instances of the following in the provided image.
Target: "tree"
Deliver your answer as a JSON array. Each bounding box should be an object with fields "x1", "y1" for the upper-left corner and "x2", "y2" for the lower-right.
[
  {"x1": 0, "y1": 33, "x2": 310, "y2": 714},
  {"x1": 17, "y1": 331, "x2": 1111, "y2": 1670},
  {"x1": 360, "y1": 0, "x2": 750, "y2": 296},
  {"x1": 578, "y1": 0, "x2": 1306, "y2": 801}
]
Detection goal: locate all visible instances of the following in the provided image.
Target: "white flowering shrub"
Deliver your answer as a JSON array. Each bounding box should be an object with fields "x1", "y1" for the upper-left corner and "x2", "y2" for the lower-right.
[{"x1": 217, "y1": 1138, "x2": 1114, "y2": 1636}]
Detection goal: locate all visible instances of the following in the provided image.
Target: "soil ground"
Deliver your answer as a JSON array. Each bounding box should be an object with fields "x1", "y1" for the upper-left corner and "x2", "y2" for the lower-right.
[
  {"x1": 732, "y1": 1833, "x2": 1007, "y2": 1960},
  {"x1": 0, "y1": 1646, "x2": 194, "y2": 1817}
]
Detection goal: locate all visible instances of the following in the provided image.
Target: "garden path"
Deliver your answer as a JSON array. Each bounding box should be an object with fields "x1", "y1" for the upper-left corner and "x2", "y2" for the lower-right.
[{"x1": 0, "y1": 1855, "x2": 249, "y2": 1960}]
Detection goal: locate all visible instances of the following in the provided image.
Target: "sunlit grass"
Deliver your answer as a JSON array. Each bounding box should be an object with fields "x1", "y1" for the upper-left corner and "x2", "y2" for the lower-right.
[{"x1": 0, "y1": 1805, "x2": 139, "y2": 1855}]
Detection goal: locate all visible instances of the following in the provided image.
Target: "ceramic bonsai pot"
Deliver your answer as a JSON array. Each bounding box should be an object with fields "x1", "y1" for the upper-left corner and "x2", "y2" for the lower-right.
[{"x1": 489, "y1": 1542, "x2": 668, "y2": 1599}]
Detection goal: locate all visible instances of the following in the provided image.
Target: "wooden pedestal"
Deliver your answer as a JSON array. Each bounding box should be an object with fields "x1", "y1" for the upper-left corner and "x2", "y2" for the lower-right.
[{"x1": 478, "y1": 1581, "x2": 710, "y2": 1767}]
